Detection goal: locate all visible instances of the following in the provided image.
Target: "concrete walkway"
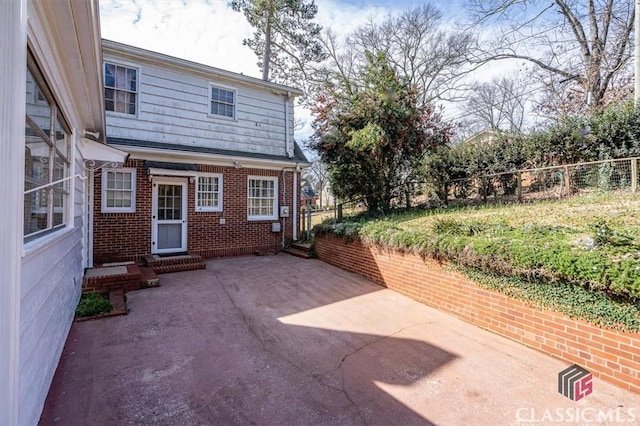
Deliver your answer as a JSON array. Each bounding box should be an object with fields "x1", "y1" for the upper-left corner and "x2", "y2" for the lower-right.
[{"x1": 40, "y1": 255, "x2": 638, "y2": 425}]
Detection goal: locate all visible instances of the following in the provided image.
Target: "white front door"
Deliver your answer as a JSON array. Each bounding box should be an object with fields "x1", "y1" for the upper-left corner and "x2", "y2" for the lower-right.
[{"x1": 152, "y1": 178, "x2": 188, "y2": 254}]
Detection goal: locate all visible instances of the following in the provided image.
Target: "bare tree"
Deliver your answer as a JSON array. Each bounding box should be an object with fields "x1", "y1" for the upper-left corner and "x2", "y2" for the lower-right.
[
  {"x1": 319, "y1": 5, "x2": 478, "y2": 105},
  {"x1": 534, "y1": 65, "x2": 634, "y2": 119},
  {"x1": 302, "y1": 160, "x2": 329, "y2": 207},
  {"x1": 467, "y1": 0, "x2": 635, "y2": 112},
  {"x1": 462, "y1": 74, "x2": 529, "y2": 134}
]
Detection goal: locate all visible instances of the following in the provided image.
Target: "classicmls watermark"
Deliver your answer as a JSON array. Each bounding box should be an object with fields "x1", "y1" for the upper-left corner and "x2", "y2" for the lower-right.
[
  {"x1": 558, "y1": 364, "x2": 592, "y2": 401},
  {"x1": 515, "y1": 364, "x2": 638, "y2": 424},
  {"x1": 516, "y1": 407, "x2": 638, "y2": 423}
]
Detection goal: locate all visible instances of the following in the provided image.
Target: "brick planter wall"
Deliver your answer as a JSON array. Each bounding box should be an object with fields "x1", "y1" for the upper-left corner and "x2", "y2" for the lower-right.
[{"x1": 314, "y1": 233, "x2": 640, "y2": 394}]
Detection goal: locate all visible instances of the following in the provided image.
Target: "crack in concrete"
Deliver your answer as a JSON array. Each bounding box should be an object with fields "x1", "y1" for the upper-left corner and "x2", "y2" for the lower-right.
[
  {"x1": 208, "y1": 269, "x2": 368, "y2": 425},
  {"x1": 209, "y1": 268, "x2": 433, "y2": 426},
  {"x1": 330, "y1": 320, "x2": 434, "y2": 426}
]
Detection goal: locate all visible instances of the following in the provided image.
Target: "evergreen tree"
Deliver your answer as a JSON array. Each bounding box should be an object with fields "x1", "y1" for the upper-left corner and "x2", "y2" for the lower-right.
[{"x1": 231, "y1": 0, "x2": 325, "y2": 86}]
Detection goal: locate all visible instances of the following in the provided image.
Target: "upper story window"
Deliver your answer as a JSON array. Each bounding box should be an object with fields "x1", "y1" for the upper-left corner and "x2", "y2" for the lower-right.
[
  {"x1": 210, "y1": 85, "x2": 235, "y2": 118},
  {"x1": 102, "y1": 168, "x2": 137, "y2": 213},
  {"x1": 104, "y1": 62, "x2": 137, "y2": 115},
  {"x1": 247, "y1": 176, "x2": 278, "y2": 221},
  {"x1": 195, "y1": 174, "x2": 223, "y2": 212},
  {"x1": 24, "y1": 56, "x2": 72, "y2": 241}
]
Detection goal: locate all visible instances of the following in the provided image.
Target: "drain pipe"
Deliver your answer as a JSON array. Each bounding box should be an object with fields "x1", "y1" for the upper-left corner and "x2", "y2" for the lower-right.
[
  {"x1": 284, "y1": 91, "x2": 292, "y2": 158},
  {"x1": 293, "y1": 164, "x2": 299, "y2": 240},
  {"x1": 282, "y1": 168, "x2": 286, "y2": 248}
]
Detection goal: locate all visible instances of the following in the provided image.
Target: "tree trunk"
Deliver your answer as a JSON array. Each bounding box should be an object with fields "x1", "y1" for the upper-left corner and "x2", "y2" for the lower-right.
[{"x1": 262, "y1": 3, "x2": 273, "y2": 81}]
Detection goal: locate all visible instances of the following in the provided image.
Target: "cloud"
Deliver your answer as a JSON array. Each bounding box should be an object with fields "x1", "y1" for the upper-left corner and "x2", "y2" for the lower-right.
[
  {"x1": 100, "y1": 0, "x2": 258, "y2": 77},
  {"x1": 100, "y1": 1, "x2": 520, "y2": 141}
]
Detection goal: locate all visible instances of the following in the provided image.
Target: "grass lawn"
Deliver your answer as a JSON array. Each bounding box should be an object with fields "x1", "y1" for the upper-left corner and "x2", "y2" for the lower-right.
[{"x1": 315, "y1": 191, "x2": 640, "y2": 331}]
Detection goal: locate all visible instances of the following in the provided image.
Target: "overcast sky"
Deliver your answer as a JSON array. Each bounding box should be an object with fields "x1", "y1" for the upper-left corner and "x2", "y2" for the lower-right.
[{"x1": 99, "y1": 0, "x2": 506, "y2": 142}]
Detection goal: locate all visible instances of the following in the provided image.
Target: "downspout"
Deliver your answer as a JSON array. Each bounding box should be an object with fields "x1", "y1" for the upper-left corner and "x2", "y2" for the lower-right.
[
  {"x1": 284, "y1": 91, "x2": 292, "y2": 158},
  {"x1": 88, "y1": 169, "x2": 94, "y2": 268},
  {"x1": 293, "y1": 164, "x2": 299, "y2": 240},
  {"x1": 282, "y1": 168, "x2": 286, "y2": 248}
]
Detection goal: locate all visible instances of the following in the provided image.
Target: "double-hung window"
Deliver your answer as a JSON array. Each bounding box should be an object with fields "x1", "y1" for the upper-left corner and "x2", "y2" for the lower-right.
[
  {"x1": 104, "y1": 62, "x2": 137, "y2": 115},
  {"x1": 210, "y1": 85, "x2": 235, "y2": 118},
  {"x1": 247, "y1": 177, "x2": 278, "y2": 220},
  {"x1": 196, "y1": 174, "x2": 223, "y2": 212},
  {"x1": 102, "y1": 169, "x2": 136, "y2": 213},
  {"x1": 24, "y1": 57, "x2": 71, "y2": 241}
]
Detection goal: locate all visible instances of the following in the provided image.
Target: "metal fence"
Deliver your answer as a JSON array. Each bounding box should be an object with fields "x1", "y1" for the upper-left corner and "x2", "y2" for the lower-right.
[
  {"x1": 447, "y1": 157, "x2": 639, "y2": 205},
  {"x1": 335, "y1": 157, "x2": 640, "y2": 218}
]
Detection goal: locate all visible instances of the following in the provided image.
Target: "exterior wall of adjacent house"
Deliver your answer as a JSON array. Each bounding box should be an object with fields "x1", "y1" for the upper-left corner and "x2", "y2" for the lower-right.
[
  {"x1": 0, "y1": 1, "x2": 27, "y2": 423},
  {"x1": 0, "y1": 1, "x2": 105, "y2": 424},
  {"x1": 103, "y1": 41, "x2": 296, "y2": 158}
]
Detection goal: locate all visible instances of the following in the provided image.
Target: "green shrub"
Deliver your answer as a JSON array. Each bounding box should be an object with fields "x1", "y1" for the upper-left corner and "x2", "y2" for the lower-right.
[
  {"x1": 458, "y1": 267, "x2": 640, "y2": 332},
  {"x1": 318, "y1": 194, "x2": 640, "y2": 303},
  {"x1": 76, "y1": 293, "x2": 112, "y2": 318}
]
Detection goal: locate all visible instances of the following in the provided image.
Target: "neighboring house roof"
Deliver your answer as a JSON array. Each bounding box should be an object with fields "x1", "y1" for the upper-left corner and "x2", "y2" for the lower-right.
[
  {"x1": 462, "y1": 130, "x2": 499, "y2": 146},
  {"x1": 108, "y1": 137, "x2": 310, "y2": 166},
  {"x1": 300, "y1": 178, "x2": 317, "y2": 199},
  {"x1": 102, "y1": 39, "x2": 304, "y2": 97}
]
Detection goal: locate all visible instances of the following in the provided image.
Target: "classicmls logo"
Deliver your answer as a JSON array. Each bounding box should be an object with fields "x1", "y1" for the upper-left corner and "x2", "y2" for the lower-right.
[{"x1": 558, "y1": 364, "x2": 593, "y2": 401}]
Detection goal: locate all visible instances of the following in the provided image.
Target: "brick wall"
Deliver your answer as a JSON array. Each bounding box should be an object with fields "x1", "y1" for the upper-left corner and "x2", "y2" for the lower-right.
[
  {"x1": 93, "y1": 159, "x2": 301, "y2": 262},
  {"x1": 315, "y1": 233, "x2": 640, "y2": 394},
  {"x1": 94, "y1": 160, "x2": 151, "y2": 262}
]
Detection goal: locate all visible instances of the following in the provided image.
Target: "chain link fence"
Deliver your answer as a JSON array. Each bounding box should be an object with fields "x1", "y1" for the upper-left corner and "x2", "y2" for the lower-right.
[
  {"x1": 445, "y1": 157, "x2": 639, "y2": 205},
  {"x1": 334, "y1": 157, "x2": 640, "y2": 219}
]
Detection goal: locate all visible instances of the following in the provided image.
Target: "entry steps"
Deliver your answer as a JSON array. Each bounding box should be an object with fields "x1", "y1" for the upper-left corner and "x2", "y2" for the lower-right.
[
  {"x1": 283, "y1": 242, "x2": 314, "y2": 259},
  {"x1": 82, "y1": 253, "x2": 205, "y2": 293}
]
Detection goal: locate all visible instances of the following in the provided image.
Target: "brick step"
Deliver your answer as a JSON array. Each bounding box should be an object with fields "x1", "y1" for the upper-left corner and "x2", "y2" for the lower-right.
[
  {"x1": 143, "y1": 253, "x2": 206, "y2": 274},
  {"x1": 151, "y1": 262, "x2": 206, "y2": 275},
  {"x1": 140, "y1": 266, "x2": 160, "y2": 287},
  {"x1": 290, "y1": 242, "x2": 312, "y2": 251},
  {"x1": 109, "y1": 289, "x2": 127, "y2": 315},
  {"x1": 83, "y1": 263, "x2": 143, "y2": 293},
  {"x1": 283, "y1": 246, "x2": 313, "y2": 259},
  {"x1": 143, "y1": 253, "x2": 203, "y2": 267}
]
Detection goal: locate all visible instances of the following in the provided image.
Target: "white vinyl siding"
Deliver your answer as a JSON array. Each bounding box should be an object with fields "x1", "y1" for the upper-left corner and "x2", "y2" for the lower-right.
[
  {"x1": 247, "y1": 176, "x2": 278, "y2": 220},
  {"x1": 103, "y1": 52, "x2": 293, "y2": 157},
  {"x1": 195, "y1": 174, "x2": 223, "y2": 212},
  {"x1": 102, "y1": 168, "x2": 136, "y2": 212}
]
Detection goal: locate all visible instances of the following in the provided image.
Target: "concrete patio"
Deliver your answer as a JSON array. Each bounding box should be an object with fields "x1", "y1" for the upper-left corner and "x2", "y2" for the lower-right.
[{"x1": 40, "y1": 255, "x2": 638, "y2": 425}]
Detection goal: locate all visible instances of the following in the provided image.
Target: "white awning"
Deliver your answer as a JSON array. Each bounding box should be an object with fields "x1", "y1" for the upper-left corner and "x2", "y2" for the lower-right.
[{"x1": 81, "y1": 138, "x2": 129, "y2": 166}]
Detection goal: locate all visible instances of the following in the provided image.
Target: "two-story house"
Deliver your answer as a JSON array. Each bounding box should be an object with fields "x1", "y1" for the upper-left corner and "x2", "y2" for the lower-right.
[{"x1": 92, "y1": 40, "x2": 309, "y2": 263}]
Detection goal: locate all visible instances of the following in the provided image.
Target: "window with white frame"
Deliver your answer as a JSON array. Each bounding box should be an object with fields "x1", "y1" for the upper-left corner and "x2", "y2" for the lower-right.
[
  {"x1": 247, "y1": 177, "x2": 278, "y2": 220},
  {"x1": 104, "y1": 62, "x2": 137, "y2": 115},
  {"x1": 102, "y1": 168, "x2": 136, "y2": 213},
  {"x1": 210, "y1": 85, "x2": 235, "y2": 118},
  {"x1": 24, "y1": 56, "x2": 71, "y2": 241},
  {"x1": 196, "y1": 174, "x2": 223, "y2": 212}
]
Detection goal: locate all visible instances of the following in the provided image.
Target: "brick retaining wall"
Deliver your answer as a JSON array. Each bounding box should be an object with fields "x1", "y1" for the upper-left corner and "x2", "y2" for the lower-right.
[{"x1": 314, "y1": 233, "x2": 640, "y2": 394}]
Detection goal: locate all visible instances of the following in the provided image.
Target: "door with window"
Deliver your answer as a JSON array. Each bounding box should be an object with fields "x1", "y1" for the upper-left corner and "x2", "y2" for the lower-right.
[{"x1": 152, "y1": 178, "x2": 187, "y2": 254}]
